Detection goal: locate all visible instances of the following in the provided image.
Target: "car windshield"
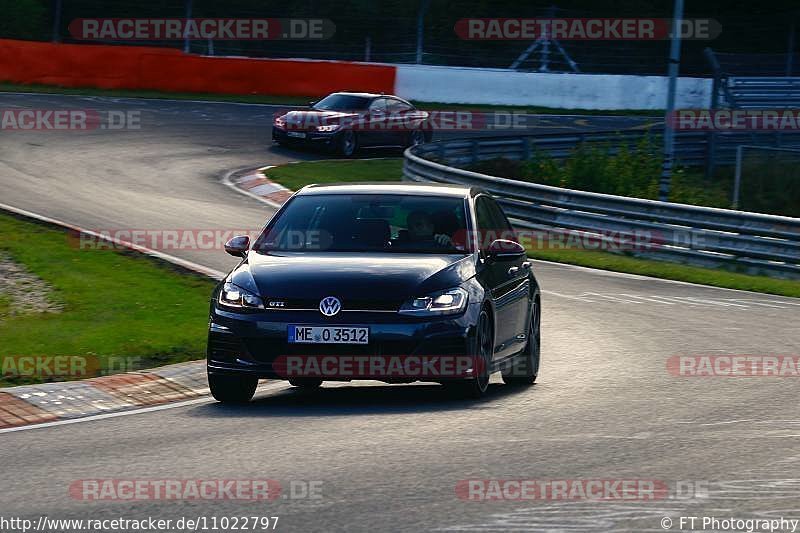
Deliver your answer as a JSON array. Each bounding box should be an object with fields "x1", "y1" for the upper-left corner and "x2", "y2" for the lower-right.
[
  {"x1": 254, "y1": 193, "x2": 471, "y2": 254},
  {"x1": 312, "y1": 94, "x2": 370, "y2": 111}
]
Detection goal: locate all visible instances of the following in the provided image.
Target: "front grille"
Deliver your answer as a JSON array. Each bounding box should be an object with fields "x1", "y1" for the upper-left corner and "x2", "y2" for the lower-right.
[{"x1": 264, "y1": 298, "x2": 401, "y2": 312}]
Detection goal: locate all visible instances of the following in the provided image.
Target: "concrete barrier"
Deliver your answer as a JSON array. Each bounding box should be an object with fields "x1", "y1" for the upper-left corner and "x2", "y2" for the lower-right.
[
  {"x1": 0, "y1": 39, "x2": 396, "y2": 97},
  {"x1": 0, "y1": 38, "x2": 710, "y2": 110},
  {"x1": 395, "y1": 64, "x2": 711, "y2": 110}
]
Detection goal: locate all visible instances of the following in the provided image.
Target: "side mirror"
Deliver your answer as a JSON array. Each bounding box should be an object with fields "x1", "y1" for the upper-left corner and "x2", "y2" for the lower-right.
[
  {"x1": 224, "y1": 235, "x2": 250, "y2": 257},
  {"x1": 308, "y1": 100, "x2": 317, "y2": 108},
  {"x1": 486, "y1": 239, "x2": 526, "y2": 262}
]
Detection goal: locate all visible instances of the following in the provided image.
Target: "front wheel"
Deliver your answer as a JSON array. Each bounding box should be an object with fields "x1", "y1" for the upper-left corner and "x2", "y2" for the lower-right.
[
  {"x1": 502, "y1": 297, "x2": 540, "y2": 386},
  {"x1": 208, "y1": 373, "x2": 258, "y2": 403},
  {"x1": 406, "y1": 129, "x2": 426, "y2": 148},
  {"x1": 445, "y1": 309, "x2": 492, "y2": 398},
  {"x1": 338, "y1": 130, "x2": 358, "y2": 157}
]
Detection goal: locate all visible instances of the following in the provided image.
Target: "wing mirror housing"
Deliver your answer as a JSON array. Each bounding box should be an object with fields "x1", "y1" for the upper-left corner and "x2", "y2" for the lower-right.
[
  {"x1": 486, "y1": 239, "x2": 526, "y2": 262},
  {"x1": 224, "y1": 235, "x2": 250, "y2": 257}
]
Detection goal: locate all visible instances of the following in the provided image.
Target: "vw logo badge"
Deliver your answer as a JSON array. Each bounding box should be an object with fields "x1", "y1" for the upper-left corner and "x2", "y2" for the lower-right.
[{"x1": 319, "y1": 296, "x2": 342, "y2": 317}]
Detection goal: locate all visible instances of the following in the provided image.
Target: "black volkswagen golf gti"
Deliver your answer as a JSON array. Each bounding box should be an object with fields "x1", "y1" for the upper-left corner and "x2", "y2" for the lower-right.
[{"x1": 207, "y1": 183, "x2": 541, "y2": 401}]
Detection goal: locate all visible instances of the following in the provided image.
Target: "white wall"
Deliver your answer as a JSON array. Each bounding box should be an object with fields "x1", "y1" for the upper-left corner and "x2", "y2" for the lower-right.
[{"x1": 394, "y1": 65, "x2": 712, "y2": 110}]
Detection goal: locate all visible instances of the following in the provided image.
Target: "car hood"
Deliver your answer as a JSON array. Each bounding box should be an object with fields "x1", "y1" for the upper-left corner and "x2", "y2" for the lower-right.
[{"x1": 228, "y1": 252, "x2": 476, "y2": 303}]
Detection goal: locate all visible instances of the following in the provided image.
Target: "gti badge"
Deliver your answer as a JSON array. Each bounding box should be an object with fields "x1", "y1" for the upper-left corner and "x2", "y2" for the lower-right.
[{"x1": 319, "y1": 296, "x2": 342, "y2": 317}]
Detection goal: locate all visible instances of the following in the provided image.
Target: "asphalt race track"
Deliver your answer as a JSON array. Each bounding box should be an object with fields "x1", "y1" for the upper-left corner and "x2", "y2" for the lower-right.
[{"x1": 1, "y1": 93, "x2": 799, "y2": 532}]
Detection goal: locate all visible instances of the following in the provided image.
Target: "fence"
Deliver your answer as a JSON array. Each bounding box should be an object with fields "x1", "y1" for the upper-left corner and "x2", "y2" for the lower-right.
[
  {"x1": 414, "y1": 128, "x2": 800, "y2": 177},
  {"x1": 705, "y1": 48, "x2": 800, "y2": 109},
  {"x1": 403, "y1": 136, "x2": 800, "y2": 279}
]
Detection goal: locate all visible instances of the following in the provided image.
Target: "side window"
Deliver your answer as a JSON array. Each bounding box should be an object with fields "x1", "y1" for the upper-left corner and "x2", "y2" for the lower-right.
[
  {"x1": 387, "y1": 99, "x2": 413, "y2": 114},
  {"x1": 368, "y1": 98, "x2": 388, "y2": 114},
  {"x1": 475, "y1": 197, "x2": 495, "y2": 251},
  {"x1": 476, "y1": 196, "x2": 515, "y2": 250},
  {"x1": 486, "y1": 197, "x2": 514, "y2": 236}
]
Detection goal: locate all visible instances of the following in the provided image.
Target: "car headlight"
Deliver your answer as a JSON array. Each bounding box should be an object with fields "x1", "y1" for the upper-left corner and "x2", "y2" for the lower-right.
[
  {"x1": 316, "y1": 124, "x2": 340, "y2": 132},
  {"x1": 218, "y1": 282, "x2": 264, "y2": 309},
  {"x1": 399, "y1": 287, "x2": 468, "y2": 316},
  {"x1": 274, "y1": 116, "x2": 286, "y2": 128}
]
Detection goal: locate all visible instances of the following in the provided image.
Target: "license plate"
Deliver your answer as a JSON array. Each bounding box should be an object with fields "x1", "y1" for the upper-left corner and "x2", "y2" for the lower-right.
[
  {"x1": 287, "y1": 131, "x2": 306, "y2": 138},
  {"x1": 288, "y1": 325, "x2": 369, "y2": 344}
]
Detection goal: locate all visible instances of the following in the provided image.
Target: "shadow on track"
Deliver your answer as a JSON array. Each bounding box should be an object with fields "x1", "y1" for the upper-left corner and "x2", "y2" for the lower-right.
[
  {"x1": 268, "y1": 142, "x2": 406, "y2": 160},
  {"x1": 188, "y1": 381, "x2": 536, "y2": 418}
]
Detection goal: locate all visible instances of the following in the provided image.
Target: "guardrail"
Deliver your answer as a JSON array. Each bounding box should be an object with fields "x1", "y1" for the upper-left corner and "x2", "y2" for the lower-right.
[
  {"x1": 415, "y1": 128, "x2": 800, "y2": 172},
  {"x1": 404, "y1": 136, "x2": 800, "y2": 279},
  {"x1": 726, "y1": 77, "x2": 800, "y2": 109}
]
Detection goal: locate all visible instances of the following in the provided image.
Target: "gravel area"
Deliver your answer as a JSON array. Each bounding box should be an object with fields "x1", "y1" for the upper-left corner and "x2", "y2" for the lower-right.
[{"x1": 0, "y1": 252, "x2": 63, "y2": 318}]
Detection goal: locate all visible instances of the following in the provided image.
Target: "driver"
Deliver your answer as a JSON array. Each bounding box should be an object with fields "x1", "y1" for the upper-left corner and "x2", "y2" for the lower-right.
[{"x1": 405, "y1": 210, "x2": 452, "y2": 248}]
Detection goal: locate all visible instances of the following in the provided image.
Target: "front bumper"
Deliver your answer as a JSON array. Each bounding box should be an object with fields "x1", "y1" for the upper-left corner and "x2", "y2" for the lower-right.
[
  {"x1": 207, "y1": 305, "x2": 477, "y2": 381},
  {"x1": 272, "y1": 126, "x2": 338, "y2": 148}
]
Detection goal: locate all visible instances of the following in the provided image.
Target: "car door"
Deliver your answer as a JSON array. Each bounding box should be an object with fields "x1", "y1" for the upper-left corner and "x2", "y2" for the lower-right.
[
  {"x1": 363, "y1": 98, "x2": 389, "y2": 146},
  {"x1": 486, "y1": 196, "x2": 530, "y2": 351},
  {"x1": 386, "y1": 98, "x2": 415, "y2": 145},
  {"x1": 475, "y1": 195, "x2": 530, "y2": 360}
]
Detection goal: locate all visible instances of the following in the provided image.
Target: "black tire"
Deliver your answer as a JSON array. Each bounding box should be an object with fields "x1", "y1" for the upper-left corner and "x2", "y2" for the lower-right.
[
  {"x1": 338, "y1": 130, "x2": 358, "y2": 157},
  {"x1": 208, "y1": 373, "x2": 258, "y2": 403},
  {"x1": 289, "y1": 378, "x2": 323, "y2": 389},
  {"x1": 406, "y1": 129, "x2": 426, "y2": 148},
  {"x1": 502, "y1": 297, "x2": 540, "y2": 386},
  {"x1": 445, "y1": 309, "x2": 493, "y2": 398}
]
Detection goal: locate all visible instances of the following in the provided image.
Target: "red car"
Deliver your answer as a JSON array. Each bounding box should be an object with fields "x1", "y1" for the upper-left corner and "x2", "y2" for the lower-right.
[{"x1": 272, "y1": 92, "x2": 432, "y2": 156}]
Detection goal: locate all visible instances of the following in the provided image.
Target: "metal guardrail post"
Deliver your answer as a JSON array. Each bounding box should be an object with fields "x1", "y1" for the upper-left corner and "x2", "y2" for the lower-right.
[
  {"x1": 733, "y1": 145, "x2": 743, "y2": 210},
  {"x1": 705, "y1": 131, "x2": 717, "y2": 178},
  {"x1": 704, "y1": 47, "x2": 722, "y2": 108},
  {"x1": 522, "y1": 137, "x2": 532, "y2": 161}
]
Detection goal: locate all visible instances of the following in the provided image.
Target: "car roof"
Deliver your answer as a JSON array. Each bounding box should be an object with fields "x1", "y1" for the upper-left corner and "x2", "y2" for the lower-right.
[
  {"x1": 296, "y1": 182, "x2": 480, "y2": 198},
  {"x1": 330, "y1": 91, "x2": 383, "y2": 99},
  {"x1": 328, "y1": 92, "x2": 413, "y2": 104}
]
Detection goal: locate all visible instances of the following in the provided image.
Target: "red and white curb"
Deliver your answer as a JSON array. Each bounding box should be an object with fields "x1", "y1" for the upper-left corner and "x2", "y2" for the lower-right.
[
  {"x1": 0, "y1": 361, "x2": 209, "y2": 429},
  {"x1": 226, "y1": 166, "x2": 293, "y2": 208}
]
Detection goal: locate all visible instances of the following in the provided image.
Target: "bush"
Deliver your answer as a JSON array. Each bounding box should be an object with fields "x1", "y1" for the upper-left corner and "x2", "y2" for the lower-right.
[
  {"x1": 465, "y1": 135, "x2": 800, "y2": 216},
  {"x1": 734, "y1": 154, "x2": 800, "y2": 217}
]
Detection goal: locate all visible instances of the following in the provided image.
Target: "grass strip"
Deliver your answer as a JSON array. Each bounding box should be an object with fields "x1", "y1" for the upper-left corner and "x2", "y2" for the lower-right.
[{"x1": 0, "y1": 212, "x2": 216, "y2": 387}]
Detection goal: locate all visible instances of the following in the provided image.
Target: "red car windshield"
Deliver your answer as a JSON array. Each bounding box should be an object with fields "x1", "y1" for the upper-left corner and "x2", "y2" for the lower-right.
[{"x1": 313, "y1": 94, "x2": 370, "y2": 112}]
